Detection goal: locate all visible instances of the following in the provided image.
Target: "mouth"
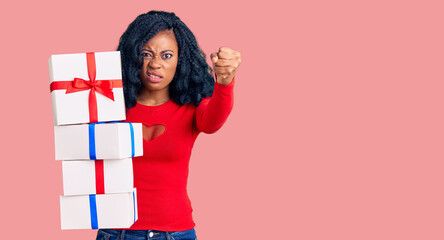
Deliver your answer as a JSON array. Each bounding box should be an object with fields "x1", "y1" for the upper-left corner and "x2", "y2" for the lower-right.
[{"x1": 146, "y1": 72, "x2": 163, "y2": 83}]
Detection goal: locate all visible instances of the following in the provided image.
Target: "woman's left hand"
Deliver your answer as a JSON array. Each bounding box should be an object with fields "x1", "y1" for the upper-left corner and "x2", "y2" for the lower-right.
[{"x1": 210, "y1": 47, "x2": 241, "y2": 85}]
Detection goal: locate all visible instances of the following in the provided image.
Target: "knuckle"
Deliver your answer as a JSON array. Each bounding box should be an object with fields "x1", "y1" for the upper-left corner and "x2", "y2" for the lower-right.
[{"x1": 220, "y1": 46, "x2": 231, "y2": 52}]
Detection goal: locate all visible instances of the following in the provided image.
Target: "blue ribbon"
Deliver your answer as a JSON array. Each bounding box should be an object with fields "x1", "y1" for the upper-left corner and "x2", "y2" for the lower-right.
[
  {"x1": 89, "y1": 194, "x2": 98, "y2": 229},
  {"x1": 88, "y1": 122, "x2": 135, "y2": 160},
  {"x1": 132, "y1": 190, "x2": 136, "y2": 223},
  {"x1": 89, "y1": 124, "x2": 97, "y2": 160},
  {"x1": 128, "y1": 123, "x2": 135, "y2": 158}
]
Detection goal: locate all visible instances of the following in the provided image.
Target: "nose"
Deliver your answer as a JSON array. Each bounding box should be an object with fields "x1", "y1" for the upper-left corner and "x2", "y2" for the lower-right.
[{"x1": 148, "y1": 56, "x2": 161, "y2": 69}]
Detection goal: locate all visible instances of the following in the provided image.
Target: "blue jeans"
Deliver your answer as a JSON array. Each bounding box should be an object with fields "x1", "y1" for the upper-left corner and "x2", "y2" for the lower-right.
[{"x1": 96, "y1": 228, "x2": 197, "y2": 240}]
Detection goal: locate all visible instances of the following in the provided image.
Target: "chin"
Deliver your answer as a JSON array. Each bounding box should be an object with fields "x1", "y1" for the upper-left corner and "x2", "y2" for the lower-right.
[{"x1": 143, "y1": 82, "x2": 167, "y2": 90}]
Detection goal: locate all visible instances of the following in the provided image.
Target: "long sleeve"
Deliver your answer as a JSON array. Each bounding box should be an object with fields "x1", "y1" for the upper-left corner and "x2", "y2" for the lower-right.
[{"x1": 194, "y1": 77, "x2": 235, "y2": 134}]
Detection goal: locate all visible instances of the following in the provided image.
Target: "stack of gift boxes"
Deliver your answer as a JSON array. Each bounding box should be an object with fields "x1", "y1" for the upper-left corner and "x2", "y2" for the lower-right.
[{"x1": 49, "y1": 51, "x2": 141, "y2": 229}]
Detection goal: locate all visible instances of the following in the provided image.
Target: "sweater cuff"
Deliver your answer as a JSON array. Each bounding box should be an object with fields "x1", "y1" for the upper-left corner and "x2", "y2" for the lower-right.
[{"x1": 215, "y1": 76, "x2": 235, "y2": 91}]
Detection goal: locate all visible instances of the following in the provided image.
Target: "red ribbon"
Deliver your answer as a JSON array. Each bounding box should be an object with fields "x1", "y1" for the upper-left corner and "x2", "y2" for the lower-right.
[
  {"x1": 95, "y1": 160, "x2": 105, "y2": 194},
  {"x1": 50, "y1": 52, "x2": 123, "y2": 123}
]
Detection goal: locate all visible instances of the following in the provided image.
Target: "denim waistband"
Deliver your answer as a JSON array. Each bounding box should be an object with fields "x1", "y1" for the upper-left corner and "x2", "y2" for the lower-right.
[{"x1": 99, "y1": 228, "x2": 194, "y2": 239}]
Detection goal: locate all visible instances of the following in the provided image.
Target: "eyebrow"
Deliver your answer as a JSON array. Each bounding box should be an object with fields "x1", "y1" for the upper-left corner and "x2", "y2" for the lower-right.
[{"x1": 142, "y1": 49, "x2": 174, "y2": 53}]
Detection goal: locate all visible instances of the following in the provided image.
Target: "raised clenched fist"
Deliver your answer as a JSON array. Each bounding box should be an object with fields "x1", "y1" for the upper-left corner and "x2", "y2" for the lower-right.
[{"x1": 210, "y1": 47, "x2": 241, "y2": 85}]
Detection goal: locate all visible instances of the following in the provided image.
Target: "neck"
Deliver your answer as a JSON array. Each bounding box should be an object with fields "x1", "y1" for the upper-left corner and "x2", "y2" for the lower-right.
[{"x1": 137, "y1": 89, "x2": 170, "y2": 106}]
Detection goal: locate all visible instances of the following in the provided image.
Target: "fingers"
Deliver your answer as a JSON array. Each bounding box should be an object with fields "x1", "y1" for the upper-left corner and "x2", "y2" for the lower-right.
[
  {"x1": 211, "y1": 46, "x2": 241, "y2": 85},
  {"x1": 212, "y1": 59, "x2": 241, "y2": 67},
  {"x1": 213, "y1": 65, "x2": 238, "y2": 75},
  {"x1": 218, "y1": 46, "x2": 241, "y2": 56},
  {"x1": 216, "y1": 47, "x2": 241, "y2": 60},
  {"x1": 211, "y1": 47, "x2": 241, "y2": 67},
  {"x1": 210, "y1": 52, "x2": 218, "y2": 64}
]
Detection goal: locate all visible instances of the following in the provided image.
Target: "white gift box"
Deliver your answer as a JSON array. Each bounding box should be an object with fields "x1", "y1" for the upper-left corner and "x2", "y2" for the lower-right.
[
  {"x1": 60, "y1": 189, "x2": 138, "y2": 229},
  {"x1": 49, "y1": 51, "x2": 126, "y2": 126},
  {"x1": 62, "y1": 158, "x2": 134, "y2": 196},
  {"x1": 54, "y1": 122, "x2": 143, "y2": 160}
]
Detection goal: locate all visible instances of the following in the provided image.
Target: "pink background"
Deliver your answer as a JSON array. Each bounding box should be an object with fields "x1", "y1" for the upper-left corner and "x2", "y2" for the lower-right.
[{"x1": 1, "y1": 0, "x2": 444, "y2": 239}]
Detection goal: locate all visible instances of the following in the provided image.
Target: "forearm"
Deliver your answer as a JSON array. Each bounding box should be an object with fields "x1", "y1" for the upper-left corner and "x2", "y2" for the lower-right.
[{"x1": 195, "y1": 78, "x2": 235, "y2": 133}]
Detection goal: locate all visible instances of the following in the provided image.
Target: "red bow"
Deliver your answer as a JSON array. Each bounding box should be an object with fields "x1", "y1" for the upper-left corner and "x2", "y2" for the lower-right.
[{"x1": 50, "y1": 52, "x2": 123, "y2": 123}]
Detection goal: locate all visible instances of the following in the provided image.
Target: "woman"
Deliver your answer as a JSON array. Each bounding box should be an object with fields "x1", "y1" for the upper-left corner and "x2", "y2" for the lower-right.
[{"x1": 96, "y1": 10, "x2": 241, "y2": 240}]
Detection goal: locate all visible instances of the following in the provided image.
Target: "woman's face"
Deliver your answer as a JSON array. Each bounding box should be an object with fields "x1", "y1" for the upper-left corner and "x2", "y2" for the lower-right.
[{"x1": 139, "y1": 29, "x2": 178, "y2": 95}]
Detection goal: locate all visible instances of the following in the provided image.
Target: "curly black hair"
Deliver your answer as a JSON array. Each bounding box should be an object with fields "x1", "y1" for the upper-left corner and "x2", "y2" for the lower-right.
[{"x1": 117, "y1": 10, "x2": 215, "y2": 109}]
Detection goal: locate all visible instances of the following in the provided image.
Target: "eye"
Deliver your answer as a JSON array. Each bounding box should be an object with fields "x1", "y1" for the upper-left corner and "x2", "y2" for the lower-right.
[
  {"x1": 141, "y1": 52, "x2": 152, "y2": 58},
  {"x1": 162, "y1": 53, "x2": 173, "y2": 59}
]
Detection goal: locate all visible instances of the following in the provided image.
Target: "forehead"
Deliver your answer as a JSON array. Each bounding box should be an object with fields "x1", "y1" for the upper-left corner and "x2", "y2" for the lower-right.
[{"x1": 142, "y1": 29, "x2": 178, "y2": 50}]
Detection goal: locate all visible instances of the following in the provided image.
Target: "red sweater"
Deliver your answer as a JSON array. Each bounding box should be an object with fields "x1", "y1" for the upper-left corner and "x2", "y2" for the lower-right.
[{"x1": 125, "y1": 79, "x2": 234, "y2": 231}]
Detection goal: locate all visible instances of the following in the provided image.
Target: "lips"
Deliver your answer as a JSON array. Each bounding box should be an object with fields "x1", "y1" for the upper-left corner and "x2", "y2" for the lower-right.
[{"x1": 147, "y1": 71, "x2": 163, "y2": 83}]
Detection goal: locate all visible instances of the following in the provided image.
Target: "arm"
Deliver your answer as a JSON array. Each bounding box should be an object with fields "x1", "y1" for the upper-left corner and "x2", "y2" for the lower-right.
[
  {"x1": 194, "y1": 78, "x2": 235, "y2": 133},
  {"x1": 194, "y1": 46, "x2": 241, "y2": 133}
]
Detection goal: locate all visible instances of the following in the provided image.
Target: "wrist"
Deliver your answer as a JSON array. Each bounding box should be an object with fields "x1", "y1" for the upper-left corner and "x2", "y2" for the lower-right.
[{"x1": 215, "y1": 75, "x2": 235, "y2": 85}]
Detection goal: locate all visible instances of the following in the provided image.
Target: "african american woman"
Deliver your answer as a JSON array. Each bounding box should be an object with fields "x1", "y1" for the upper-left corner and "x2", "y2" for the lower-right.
[{"x1": 95, "y1": 10, "x2": 241, "y2": 240}]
